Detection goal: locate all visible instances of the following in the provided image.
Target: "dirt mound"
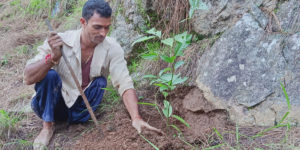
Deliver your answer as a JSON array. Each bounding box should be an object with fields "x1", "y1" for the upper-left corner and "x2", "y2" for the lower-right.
[
  {"x1": 73, "y1": 104, "x2": 189, "y2": 150},
  {"x1": 72, "y1": 87, "x2": 229, "y2": 149}
]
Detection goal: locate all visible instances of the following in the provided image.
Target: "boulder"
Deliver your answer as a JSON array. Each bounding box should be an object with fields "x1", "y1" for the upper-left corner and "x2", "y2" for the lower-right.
[
  {"x1": 195, "y1": 0, "x2": 300, "y2": 126},
  {"x1": 191, "y1": 0, "x2": 277, "y2": 35},
  {"x1": 109, "y1": 0, "x2": 147, "y2": 56}
]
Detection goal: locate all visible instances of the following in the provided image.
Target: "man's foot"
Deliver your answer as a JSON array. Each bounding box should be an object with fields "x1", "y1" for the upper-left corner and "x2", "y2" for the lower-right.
[{"x1": 33, "y1": 123, "x2": 55, "y2": 150}]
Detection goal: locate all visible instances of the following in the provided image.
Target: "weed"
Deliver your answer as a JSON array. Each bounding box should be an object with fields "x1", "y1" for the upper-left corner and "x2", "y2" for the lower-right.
[
  {"x1": 139, "y1": 134, "x2": 159, "y2": 150},
  {"x1": 9, "y1": 0, "x2": 21, "y2": 7},
  {"x1": 3, "y1": 139, "x2": 32, "y2": 149},
  {"x1": 15, "y1": 45, "x2": 29, "y2": 55},
  {"x1": 0, "y1": 110, "x2": 22, "y2": 139},
  {"x1": 26, "y1": 0, "x2": 49, "y2": 15},
  {"x1": 0, "y1": 54, "x2": 10, "y2": 66},
  {"x1": 98, "y1": 76, "x2": 120, "y2": 114}
]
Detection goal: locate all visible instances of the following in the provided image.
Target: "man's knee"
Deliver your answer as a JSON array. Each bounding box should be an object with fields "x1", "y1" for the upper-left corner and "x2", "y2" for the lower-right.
[
  {"x1": 93, "y1": 76, "x2": 107, "y2": 87},
  {"x1": 35, "y1": 70, "x2": 61, "y2": 89},
  {"x1": 44, "y1": 70, "x2": 60, "y2": 81}
]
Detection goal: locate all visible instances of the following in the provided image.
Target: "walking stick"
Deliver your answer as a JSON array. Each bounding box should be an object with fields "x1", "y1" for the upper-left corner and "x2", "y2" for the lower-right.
[{"x1": 45, "y1": 18, "x2": 99, "y2": 126}]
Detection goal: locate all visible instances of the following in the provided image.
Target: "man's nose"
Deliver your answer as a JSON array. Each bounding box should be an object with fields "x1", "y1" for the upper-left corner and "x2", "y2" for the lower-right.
[{"x1": 99, "y1": 28, "x2": 107, "y2": 37}]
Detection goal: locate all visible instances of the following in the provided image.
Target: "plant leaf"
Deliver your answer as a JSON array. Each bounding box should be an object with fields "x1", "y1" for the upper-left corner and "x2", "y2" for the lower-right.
[
  {"x1": 172, "y1": 115, "x2": 190, "y2": 128},
  {"x1": 139, "y1": 134, "x2": 159, "y2": 150},
  {"x1": 160, "y1": 55, "x2": 176, "y2": 63},
  {"x1": 172, "y1": 76, "x2": 188, "y2": 85},
  {"x1": 159, "y1": 68, "x2": 172, "y2": 76},
  {"x1": 169, "y1": 124, "x2": 182, "y2": 133},
  {"x1": 131, "y1": 36, "x2": 156, "y2": 47},
  {"x1": 154, "y1": 83, "x2": 169, "y2": 92},
  {"x1": 160, "y1": 73, "x2": 173, "y2": 82},
  {"x1": 162, "y1": 92, "x2": 168, "y2": 98},
  {"x1": 163, "y1": 100, "x2": 172, "y2": 118},
  {"x1": 143, "y1": 74, "x2": 157, "y2": 79},
  {"x1": 146, "y1": 28, "x2": 161, "y2": 38},
  {"x1": 137, "y1": 102, "x2": 157, "y2": 106},
  {"x1": 280, "y1": 82, "x2": 291, "y2": 110},
  {"x1": 162, "y1": 38, "x2": 174, "y2": 47},
  {"x1": 141, "y1": 52, "x2": 158, "y2": 60},
  {"x1": 213, "y1": 128, "x2": 223, "y2": 140},
  {"x1": 175, "y1": 61, "x2": 185, "y2": 70}
]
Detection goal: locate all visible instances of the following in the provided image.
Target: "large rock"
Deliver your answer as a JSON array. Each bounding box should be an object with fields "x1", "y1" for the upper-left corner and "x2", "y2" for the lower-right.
[
  {"x1": 109, "y1": 0, "x2": 148, "y2": 56},
  {"x1": 196, "y1": 0, "x2": 300, "y2": 126},
  {"x1": 191, "y1": 0, "x2": 277, "y2": 35}
]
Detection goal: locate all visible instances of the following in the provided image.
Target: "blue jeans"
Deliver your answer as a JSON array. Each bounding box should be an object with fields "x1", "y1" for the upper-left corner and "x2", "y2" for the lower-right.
[{"x1": 31, "y1": 70, "x2": 106, "y2": 123}]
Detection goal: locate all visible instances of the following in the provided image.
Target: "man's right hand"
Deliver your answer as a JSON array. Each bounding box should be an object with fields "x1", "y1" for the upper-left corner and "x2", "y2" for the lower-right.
[{"x1": 47, "y1": 32, "x2": 63, "y2": 62}]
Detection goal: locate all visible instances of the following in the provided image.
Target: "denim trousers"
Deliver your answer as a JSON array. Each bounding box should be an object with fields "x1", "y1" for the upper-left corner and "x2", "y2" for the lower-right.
[{"x1": 31, "y1": 69, "x2": 106, "y2": 123}]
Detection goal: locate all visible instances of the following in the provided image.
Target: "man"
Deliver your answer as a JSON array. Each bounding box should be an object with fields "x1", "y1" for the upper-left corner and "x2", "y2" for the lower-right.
[{"x1": 24, "y1": 0, "x2": 160, "y2": 149}]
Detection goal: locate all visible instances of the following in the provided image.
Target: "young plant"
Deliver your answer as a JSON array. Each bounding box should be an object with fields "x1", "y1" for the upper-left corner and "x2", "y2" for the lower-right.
[{"x1": 134, "y1": 28, "x2": 193, "y2": 148}]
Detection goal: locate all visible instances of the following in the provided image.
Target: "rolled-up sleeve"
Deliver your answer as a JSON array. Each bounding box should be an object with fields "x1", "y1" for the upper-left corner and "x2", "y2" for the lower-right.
[
  {"x1": 25, "y1": 39, "x2": 51, "y2": 66},
  {"x1": 109, "y1": 42, "x2": 134, "y2": 96}
]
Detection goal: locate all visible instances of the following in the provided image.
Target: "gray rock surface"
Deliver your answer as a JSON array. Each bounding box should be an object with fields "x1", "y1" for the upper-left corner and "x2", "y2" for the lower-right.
[
  {"x1": 109, "y1": 0, "x2": 147, "y2": 55},
  {"x1": 191, "y1": 0, "x2": 277, "y2": 35},
  {"x1": 196, "y1": 0, "x2": 300, "y2": 126}
]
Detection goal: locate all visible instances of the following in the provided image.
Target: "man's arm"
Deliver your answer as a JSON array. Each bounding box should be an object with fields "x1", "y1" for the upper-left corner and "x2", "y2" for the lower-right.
[
  {"x1": 24, "y1": 60, "x2": 55, "y2": 85},
  {"x1": 122, "y1": 89, "x2": 162, "y2": 134},
  {"x1": 24, "y1": 32, "x2": 63, "y2": 85},
  {"x1": 122, "y1": 89, "x2": 141, "y2": 120}
]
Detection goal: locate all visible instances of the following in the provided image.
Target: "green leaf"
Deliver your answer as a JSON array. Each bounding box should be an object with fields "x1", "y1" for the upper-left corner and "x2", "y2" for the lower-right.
[
  {"x1": 139, "y1": 134, "x2": 160, "y2": 150},
  {"x1": 160, "y1": 73, "x2": 173, "y2": 82},
  {"x1": 131, "y1": 36, "x2": 156, "y2": 47},
  {"x1": 280, "y1": 82, "x2": 291, "y2": 110},
  {"x1": 159, "y1": 68, "x2": 171, "y2": 76},
  {"x1": 213, "y1": 128, "x2": 223, "y2": 140},
  {"x1": 279, "y1": 112, "x2": 290, "y2": 124},
  {"x1": 189, "y1": 0, "x2": 208, "y2": 18},
  {"x1": 172, "y1": 76, "x2": 188, "y2": 85},
  {"x1": 154, "y1": 83, "x2": 169, "y2": 92},
  {"x1": 175, "y1": 32, "x2": 187, "y2": 43},
  {"x1": 143, "y1": 74, "x2": 157, "y2": 79},
  {"x1": 169, "y1": 124, "x2": 182, "y2": 133},
  {"x1": 138, "y1": 102, "x2": 157, "y2": 107},
  {"x1": 162, "y1": 92, "x2": 168, "y2": 98},
  {"x1": 161, "y1": 38, "x2": 174, "y2": 47},
  {"x1": 160, "y1": 55, "x2": 176, "y2": 63},
  {"x1": 163, "y1": 100, "x2": 172, "y2": 118},
  {"x1": 175, "y1": 61, "x2": 185, "y2": 70},
  {"x1": 146, "y1": 28, "x2": 161, "y2": 38},
  {"x1": 172, "y1": 115, "x2": 190, "y2": 128},
  {"x1": 141, "y1": 53, "x2": 158, "y2": 60}
]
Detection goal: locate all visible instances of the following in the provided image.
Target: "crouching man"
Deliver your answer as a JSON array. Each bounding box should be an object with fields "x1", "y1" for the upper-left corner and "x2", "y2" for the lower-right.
[{"x1": 24, "y1": 0, "x2": 160, "y2": 149}]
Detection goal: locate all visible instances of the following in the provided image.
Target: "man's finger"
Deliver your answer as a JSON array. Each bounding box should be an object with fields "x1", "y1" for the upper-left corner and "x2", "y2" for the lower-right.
[
  {"x1": 142, "y1": 122, "x2": 164, "y2": 135},
  {"x1": 49, "y1": 31, "x2": 57, "y2": 37}
]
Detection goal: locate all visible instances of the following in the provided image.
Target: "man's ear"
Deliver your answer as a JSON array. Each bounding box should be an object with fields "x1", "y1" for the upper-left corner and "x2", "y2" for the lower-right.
[{"x1": 80, "y1": 17, "x2": 87, "y2": 27}]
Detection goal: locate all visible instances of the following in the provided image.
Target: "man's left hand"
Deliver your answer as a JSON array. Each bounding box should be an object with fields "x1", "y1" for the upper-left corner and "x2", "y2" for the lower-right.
[{"x1": 132, "y1": 118, "x2": 163, "y2": 134}]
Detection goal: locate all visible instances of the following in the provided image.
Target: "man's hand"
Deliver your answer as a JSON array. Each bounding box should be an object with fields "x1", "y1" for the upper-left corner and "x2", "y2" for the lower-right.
[
  {"x1": 132, "y1": 117, "x2": 163, "y2": 134},
  {"x1": 122, "y1": 89, "x2": 163, "y2": 135},
  {"x1": 47, "y1": 32, "x2": 63, "y2": 62}
]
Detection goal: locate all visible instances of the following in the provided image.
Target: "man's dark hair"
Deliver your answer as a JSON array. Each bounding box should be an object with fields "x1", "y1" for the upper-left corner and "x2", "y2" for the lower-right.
[{"x1": 82, "y1": 0, "x2": 112, "y2": 21}]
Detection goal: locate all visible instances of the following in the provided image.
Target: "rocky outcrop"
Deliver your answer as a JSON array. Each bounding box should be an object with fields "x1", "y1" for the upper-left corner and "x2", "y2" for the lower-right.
[
  {"x1": 195, "y1": 0, "x2": 300, "y2": 126},
  {"x1": 191, "y1": 0, "x2": 277, "y2": 35},
  {"x1": 109, "y1": 0, "x2": 148, "y2": 56}
]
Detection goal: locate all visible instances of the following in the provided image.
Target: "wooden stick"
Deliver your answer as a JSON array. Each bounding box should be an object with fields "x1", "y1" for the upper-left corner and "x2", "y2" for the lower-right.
[
  {"x1": 45, "y1": 19, "x2": 99, "y2": 126},
  {"x1": 61, "y1": 51, "x2": 99, "y2": 126}
]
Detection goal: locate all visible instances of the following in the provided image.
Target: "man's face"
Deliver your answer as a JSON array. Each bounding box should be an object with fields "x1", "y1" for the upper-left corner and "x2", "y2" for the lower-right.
[{"x1": 81, "y1": 12, "x2": 111, "y2": 45}]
